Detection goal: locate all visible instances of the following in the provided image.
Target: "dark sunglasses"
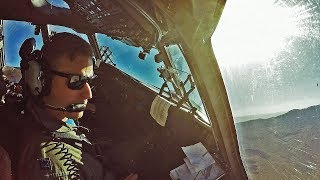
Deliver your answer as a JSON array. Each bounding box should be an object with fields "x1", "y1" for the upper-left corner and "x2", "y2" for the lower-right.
[{"x1": 51, "y1": 70, "x2": 97, "y2": 90}]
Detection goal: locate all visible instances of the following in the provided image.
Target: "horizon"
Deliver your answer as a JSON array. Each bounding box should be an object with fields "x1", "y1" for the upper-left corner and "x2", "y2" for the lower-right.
[{"x1": 234, "y1": 102, "x2": 320, "y2": 123}]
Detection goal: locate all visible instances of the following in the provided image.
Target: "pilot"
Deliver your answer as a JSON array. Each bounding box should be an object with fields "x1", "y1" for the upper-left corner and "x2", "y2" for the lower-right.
[{"x1": 17, "y1": 32, "x2": 138, "y2": 180}]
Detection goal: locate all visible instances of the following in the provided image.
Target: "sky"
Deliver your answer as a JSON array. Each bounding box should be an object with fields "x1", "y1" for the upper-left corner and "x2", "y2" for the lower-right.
[
  {"x1": 3, "y1": 21, "x2": 164, "y2": 87},
  {"x1": 212, "y1": 0, "x2": 320, "y2": 119}
]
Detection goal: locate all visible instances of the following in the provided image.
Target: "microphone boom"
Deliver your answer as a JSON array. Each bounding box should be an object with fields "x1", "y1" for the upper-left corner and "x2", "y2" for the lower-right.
[{"x1": 44, "y1": 103, "x2": 87, "y2": 112}]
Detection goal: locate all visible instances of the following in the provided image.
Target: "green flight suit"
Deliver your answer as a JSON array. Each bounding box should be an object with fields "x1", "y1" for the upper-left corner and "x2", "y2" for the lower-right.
[{"x1": 17, "y1": 101, "x2": 115, "y2": 180}]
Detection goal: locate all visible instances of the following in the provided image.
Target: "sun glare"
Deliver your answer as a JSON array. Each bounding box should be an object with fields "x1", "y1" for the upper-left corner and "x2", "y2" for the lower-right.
[{"x1": 212, "y1": 0, "x2": 314, "y2": 67}]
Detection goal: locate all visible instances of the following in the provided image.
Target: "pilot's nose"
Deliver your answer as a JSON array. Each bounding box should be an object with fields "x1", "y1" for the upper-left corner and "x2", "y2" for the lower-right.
[{"x1": 81, "y1": 82, "x2": 92, "y2": 99}]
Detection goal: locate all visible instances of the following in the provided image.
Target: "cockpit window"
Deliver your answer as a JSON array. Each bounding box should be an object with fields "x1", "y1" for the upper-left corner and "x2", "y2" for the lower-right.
[
  {"x1": 3, "y1": 20, "x2": 43, "y2": 67},
  {"x1": 96, "y1": 34, "x2": 210, "y2": 124},
  {"x1": 164, "y1": 44, "x2": 209, "y2": 123},
  {"x1": 3, "y1": 21, "x2": 89, "y2": 67},
  {"x1": 95, "y1": 33, "x2": 164, "y2": 89},
  {"x1": 48, "y1": 25, "x2": 89, "y2": 42},
  {"x1": 46, "y1": 0, "x2": 70, "y2": 9},
  {"x1": 212, "y1": 0, "x2": 320, "y2": 179}
]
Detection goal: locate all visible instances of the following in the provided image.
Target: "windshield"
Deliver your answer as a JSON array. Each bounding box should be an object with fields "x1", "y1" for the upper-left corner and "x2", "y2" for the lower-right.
[
  {"x1": 95, "y1": 33, "x2": 164, "y2": 89},
  {"x1": 95, "y1": 34, "x2": 210, "y2": 123},
  {"x1": 3, "y1": 20, "x2": 210, "y2": 124},
  {"x1": 212, "y1": 0, "x2": 320, "y2": 179},
  {"x1": 164, "y1": 44, "x2": 209, "y2": 123}
]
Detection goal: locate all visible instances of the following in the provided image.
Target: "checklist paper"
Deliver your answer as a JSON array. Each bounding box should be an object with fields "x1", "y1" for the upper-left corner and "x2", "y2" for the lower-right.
[{"x1": 170, "y1": 142, "x2": 225, "y2": 180}]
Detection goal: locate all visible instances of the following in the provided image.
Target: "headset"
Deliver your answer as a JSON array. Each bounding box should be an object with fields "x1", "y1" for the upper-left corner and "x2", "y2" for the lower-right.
[
  {"x1": 20, "y1": 38, "x2": 52, "y2": 97},
  {"x1": 19, "y1": 37, "x2": 88, "y2": 112}
]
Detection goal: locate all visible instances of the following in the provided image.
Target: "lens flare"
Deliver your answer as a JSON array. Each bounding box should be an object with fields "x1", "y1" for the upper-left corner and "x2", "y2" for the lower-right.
[{"x1": 212, "y1": 0, "x2": 319, "y2": 66}]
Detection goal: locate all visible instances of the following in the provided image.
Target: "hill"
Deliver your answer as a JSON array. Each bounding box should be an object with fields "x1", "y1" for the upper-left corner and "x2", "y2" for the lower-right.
[{"x1": 235, "y1": 105, "x2": 320, "y2": 179}]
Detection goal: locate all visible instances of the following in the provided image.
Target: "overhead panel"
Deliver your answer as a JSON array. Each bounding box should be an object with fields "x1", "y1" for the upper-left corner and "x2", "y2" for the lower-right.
[{"x1": 66, "y1": 0, "x2": 160, "y2": 51}]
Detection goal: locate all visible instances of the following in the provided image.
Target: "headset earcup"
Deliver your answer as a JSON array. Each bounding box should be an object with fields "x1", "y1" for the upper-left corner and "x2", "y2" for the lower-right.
[
  {"x1": 40, "y1": 61, "x2": 52, "y2": 96},
  {"x1": 25, "y1": 60, "x2": 43, "y2": 96}
]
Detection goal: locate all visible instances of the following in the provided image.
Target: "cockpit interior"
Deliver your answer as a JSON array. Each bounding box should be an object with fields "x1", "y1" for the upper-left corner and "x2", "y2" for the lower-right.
[{"x1": 0, "y1": 0, "x2": 251, "y2": 179}]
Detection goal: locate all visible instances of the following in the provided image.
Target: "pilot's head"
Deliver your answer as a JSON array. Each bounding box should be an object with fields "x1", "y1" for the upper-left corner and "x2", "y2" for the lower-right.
[{"x1": 41, "y1": 32, "x2": 94, "y2": 121}]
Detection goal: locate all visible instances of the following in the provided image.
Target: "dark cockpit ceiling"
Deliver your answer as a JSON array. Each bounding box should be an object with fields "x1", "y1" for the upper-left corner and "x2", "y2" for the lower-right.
[{"x1": 0, "y1": 0, "x2": 223, "y2": 52}]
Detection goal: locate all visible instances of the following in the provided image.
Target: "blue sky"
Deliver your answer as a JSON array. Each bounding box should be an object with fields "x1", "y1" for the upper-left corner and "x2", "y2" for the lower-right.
[
  {"x1": 3, "y1": 20, "x2": 164, "y2": 89},
  {"x1": 3, "y1": 0, "x2": 163, "y2": 88}
]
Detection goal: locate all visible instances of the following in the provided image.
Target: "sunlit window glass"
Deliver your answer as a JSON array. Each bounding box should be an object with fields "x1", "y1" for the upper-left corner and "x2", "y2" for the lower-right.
[{"x1": 212, "y1": 0, "x2": 320, "y2": 179}]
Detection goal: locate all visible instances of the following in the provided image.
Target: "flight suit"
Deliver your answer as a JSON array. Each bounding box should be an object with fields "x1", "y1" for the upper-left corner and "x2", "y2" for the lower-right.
[
  {"x1": 0, "y1": 145, "x2": 11, "y2": 180},
  {"x1": 17, "y1": 101, "x2": 115, "y2": 180}
]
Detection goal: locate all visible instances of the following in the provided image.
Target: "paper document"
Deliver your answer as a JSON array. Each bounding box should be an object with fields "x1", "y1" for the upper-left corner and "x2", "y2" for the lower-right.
[
  {"x1": 170, "y1": 142, "x2": 225, "y2": 180},
  {"x1": 150, "y1": 95, "x2": 173, "y2": 126},
  {"x1": 182, "y1": 142, "x2": 215, "y2": 171},
  {"x1": 170, "y1": 164, "x2": 194, "y2": 180}
]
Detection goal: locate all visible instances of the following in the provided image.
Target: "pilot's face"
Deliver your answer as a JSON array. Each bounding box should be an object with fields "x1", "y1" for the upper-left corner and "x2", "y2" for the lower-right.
[{"x1": 42, "y1": 54, "x2": 93, "y2": 121}]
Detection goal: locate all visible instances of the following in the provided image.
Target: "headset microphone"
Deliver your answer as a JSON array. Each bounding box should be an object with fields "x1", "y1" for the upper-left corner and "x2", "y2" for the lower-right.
[
  {"x1": 43, "y1": 103, "x2": 87, "y2": 112},
  {"x1": 65, "y1": 104, "x2": 87, "y2": 112}
]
